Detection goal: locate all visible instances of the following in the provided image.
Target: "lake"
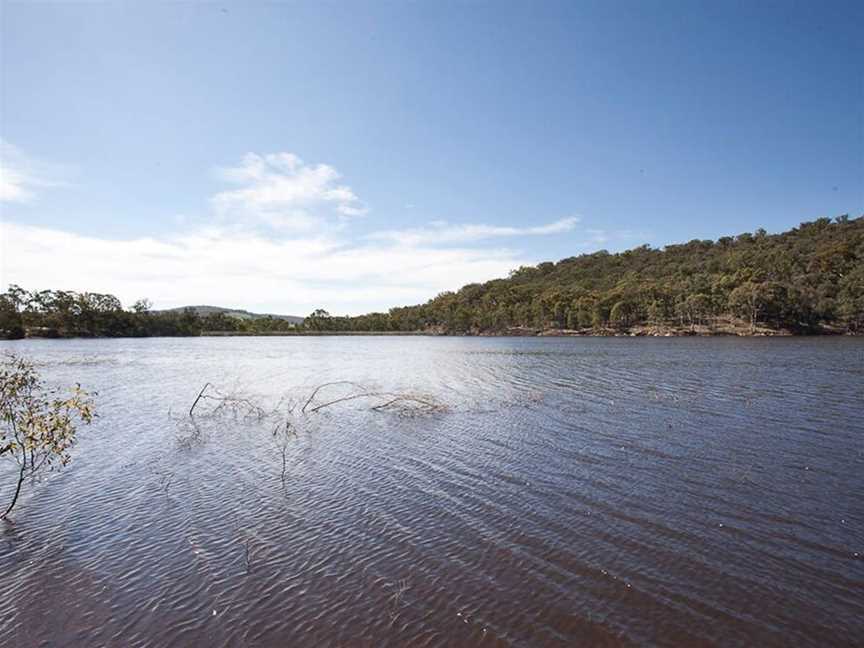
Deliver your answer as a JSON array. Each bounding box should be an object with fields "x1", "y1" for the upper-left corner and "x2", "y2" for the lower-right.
[{"x1": 0, "y1": 337, "x2": 862, "y2": 647}]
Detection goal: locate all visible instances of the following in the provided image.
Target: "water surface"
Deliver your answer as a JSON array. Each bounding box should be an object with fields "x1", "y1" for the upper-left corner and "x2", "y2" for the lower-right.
[{"x1": 1, "y1": 337, "x2": 862, "y2": 647}]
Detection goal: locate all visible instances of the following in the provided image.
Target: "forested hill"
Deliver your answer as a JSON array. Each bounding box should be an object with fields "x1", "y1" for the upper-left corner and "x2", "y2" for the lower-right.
[
  {"x1": 1, "y1": 215, "x2": 861, "y2": 338},
  {"x1": 159, "y1": 305, "x2": 303, "y2": 324},
  {"x1": 308, "y1": 215, "x2": 864, "y2": 335}
]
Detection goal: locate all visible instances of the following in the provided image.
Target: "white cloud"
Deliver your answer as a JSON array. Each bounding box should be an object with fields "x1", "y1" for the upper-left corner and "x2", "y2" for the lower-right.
[
  {"x1": 0, "y1": 148, "x2": 615, "y2": 315},
  {"x1": 368, "y1": 216, "x2": 580, "y2": 246},
  {"x1": 211, "y1": 152, "x2": 367, "y2": 231},
  {"x1": 0, "y1": 140, "x2": 64, "y2": 203},
  {"x1": 0, "y1": 221, "x2": 530, "y2": 315}
]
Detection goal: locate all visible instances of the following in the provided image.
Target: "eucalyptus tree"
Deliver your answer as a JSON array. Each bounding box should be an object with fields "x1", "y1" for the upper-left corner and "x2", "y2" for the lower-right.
[{"x1": 0, "y1": 354, "x2": 96, "y2": 520}]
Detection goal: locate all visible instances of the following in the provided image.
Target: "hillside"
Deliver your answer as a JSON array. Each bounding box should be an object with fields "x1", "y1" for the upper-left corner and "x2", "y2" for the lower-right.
[
  {"x1": 307, "y1": 215, "x2": 864, "y2": 335},
  {"x1": 161, "y1": 305, "x2": 303, "y2": 324},
  {"x1": 2, "y1": 216, "x2": 861, "y2": 338}
]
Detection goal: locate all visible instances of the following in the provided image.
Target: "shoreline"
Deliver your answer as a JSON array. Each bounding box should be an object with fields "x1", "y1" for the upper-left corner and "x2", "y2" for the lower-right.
[
  {"x1": 4, "y1": 326, "x2": 857, "y2": 340},
  {"x1": 202, "y1": 327, "x2": 856, "y2": 338}
]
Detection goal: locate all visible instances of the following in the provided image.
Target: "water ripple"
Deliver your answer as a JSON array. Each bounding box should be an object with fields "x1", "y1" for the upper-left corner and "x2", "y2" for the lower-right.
[{"x1": 0, "y1": 336, "x2": 862, "y2": 647}]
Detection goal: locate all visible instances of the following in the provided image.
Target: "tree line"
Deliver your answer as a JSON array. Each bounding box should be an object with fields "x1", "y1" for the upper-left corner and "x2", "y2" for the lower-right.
[
  {"x1": 1, "y1": 215, "x2": 861, "y2": 338},
  {"x1": 0, "y1": 290, "x2": 302, "y2": 338},
  {"x1": 307, "y1": 215, "x2": 864, "y2": 335}
]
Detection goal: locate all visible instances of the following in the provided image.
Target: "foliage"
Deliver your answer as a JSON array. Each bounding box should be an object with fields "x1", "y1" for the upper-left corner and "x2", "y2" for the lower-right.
[
  {"x1": 306, "y1": 215, "x2": 863, "y2": 334},
  {"x1": 0, "y1": 289, "x2": 302, "y2": 338},
  {"x1": 0, "y1": 354, "x2": 96, "y2": 519},
  {"x1": 2, "y1": 215, "x2": 861, "y2": 338}
]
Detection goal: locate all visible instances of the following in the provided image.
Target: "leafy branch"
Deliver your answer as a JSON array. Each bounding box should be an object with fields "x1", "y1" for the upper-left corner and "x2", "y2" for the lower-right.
[{"x1": 0, "y1": 353, "x2": 96, "y2": 520}]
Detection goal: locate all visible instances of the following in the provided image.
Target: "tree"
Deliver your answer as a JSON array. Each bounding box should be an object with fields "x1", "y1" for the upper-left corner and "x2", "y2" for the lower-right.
[
  {"x1": 678, "y1": 293, "x2": 713, "y2": 327},
  {"x1": 728, "y1": 281, "x2": 789, "y2": 332},
  {"x1": 729, "y1": 282, "x2": 762, "y2": 332},
  {"x1": 132, "y1": 298, "x2": 153, "y2": 314},
  {"x1": 4, "y1": 285, "x2": 29, "y2": 313},
  {"x1": 0, "y1": 295, "x2": 24, "y2": 339},
  {"x1": 837, "y1": 266, "x2": 864, "y2": 332},
  {"x1": 0, "y1": 354, "x2": 96, "y2": 520},
  {"x1": 609, "y1": 301, "x2": 634, "y2": 329},
  {"x1": 305, "y1": 309, "x2": 333, "y2": 331},
  {"x1": 647, "y1": 300, "x2": 668, "y2": 324}
]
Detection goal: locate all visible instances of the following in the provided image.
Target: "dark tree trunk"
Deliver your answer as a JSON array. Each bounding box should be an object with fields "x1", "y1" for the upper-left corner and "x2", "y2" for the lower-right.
[{"x1": 1, "y1": 457, "x2": 27, "y2": 520}]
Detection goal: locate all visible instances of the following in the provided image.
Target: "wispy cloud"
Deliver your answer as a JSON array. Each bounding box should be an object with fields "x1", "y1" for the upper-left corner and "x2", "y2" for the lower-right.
[
  {"x1": 0, "y1": 139, "x2": 65, "y2": 203},
  {"x1": 367, "y1": 216, "x2": 580, "y2": 246},
  {"x1": 211, "y1": 152, "x2": 367, "y2": 231},
  {"x1": 0, "y1": 221, "x2": 528, "y2": 315},
  {"x1": 1, "y1": 147, "x2": 629, "y2": 315}
]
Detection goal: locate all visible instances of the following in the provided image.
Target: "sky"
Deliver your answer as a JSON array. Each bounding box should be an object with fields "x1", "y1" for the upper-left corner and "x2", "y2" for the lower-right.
[{"x1": 1, "y1": 0, "x2": 862, "y2": 316}]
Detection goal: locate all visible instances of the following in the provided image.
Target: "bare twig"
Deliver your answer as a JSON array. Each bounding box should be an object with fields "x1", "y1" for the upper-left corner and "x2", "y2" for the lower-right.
[
  {"x1": 301, "y1": 381, "x2": 368, "y2": 414},
  {"x1": 387, "y1": 577, "x2": 410, "y2": 622},
  {"x1": 175, "y1": 417, "x2": 205, "y2": 449},
  {"x1": 188, "y1": 384, "x2": 270, "y2": 420},
  {"x1": 271, "y1": 421, "x2": 295, "y2": 487},
  {"x1": 189, "y1": 382, "x2": 211, "y2": 417},
  {"x1": 179, "y1": 380, "x2": 445, "y2": 459},
  {"x1": 371, "y1": 395, "x2": 442, "y2": 411},
  {"x1": 309, "y1": 389, "x2": 445, "y2": 414},
  {"x1": 308, "y1": 391, "x2": 389, "y2": 413}
]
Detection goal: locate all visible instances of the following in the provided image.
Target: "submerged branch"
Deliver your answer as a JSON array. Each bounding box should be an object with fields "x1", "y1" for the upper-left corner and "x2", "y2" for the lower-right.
[
  {"x1": 301, "y1": 381, "x2": 368, "y2": 414},
  {"x1": 307, "y1": 391, "x2": 389, "y2": 413},
  {"x1": 189, "y1": 382, "x2": 211, "y2": 417},
  {"x1": 370, "y1": 395, "x2": 443, "y2": 411},
  {"x1": 178, "y1": 380, "x2": 447, "y2": 453}
]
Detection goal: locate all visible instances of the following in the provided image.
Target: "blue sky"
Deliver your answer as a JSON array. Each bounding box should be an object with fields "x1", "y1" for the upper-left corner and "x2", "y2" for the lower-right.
[{"x1": 1, "y1": 0, "x2": 862, "y2": 315}]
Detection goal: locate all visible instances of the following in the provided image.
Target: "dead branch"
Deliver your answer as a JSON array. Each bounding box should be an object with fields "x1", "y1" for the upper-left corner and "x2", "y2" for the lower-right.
[
  {"x1": 307, "y1": 391, "x2": 392, "y2": 413},
  {"x1": 301, "y1": 381, "x2": 369, "y2": 414},
  {"x1": 180, "y1": 381, "x2": 446, "y2": 449},
  {"x1": 311, "y1": 390, "x2": 446, "y2": 414},
  {"x1": 387, "y1": 577, "x2": 411, "y2": 622},
  {"x1": 189, "y1": 382, "x2": 211, "y2": 417},
  {"x1": 175, "y1": 416, "x2": 205, "y2": 449},
  {"x1": 188, "y1": 384, "x2": 271, "y2": 420},
  {"x1": 370, "y1": 395, "x2": 443, "y2": 411}
]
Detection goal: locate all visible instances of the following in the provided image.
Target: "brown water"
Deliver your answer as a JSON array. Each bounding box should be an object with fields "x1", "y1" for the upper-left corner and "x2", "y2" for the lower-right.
[{"x1": 0, "y1": 337, "x2": 862, "y2": 647}]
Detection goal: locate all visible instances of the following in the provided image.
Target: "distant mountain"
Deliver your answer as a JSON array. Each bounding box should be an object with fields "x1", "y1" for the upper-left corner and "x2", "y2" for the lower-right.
[{"x1": 163, "y1": 305, "x2": 304, "y2": 324}]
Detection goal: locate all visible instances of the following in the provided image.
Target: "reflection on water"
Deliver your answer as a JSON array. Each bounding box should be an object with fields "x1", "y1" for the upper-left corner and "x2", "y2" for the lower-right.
[{"x1": 0, "y1": 337, "x2": 862, "y2": 647}]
